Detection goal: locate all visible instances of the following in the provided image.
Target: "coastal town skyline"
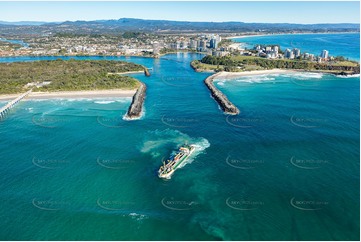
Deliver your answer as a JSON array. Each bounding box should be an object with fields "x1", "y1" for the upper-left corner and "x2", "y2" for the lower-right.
[{"x1": 0, "y1": 1, "x2": 360, "y2": 24}]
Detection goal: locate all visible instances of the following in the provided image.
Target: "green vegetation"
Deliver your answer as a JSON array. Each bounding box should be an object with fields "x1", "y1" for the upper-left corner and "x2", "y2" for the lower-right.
[
  {"x1": 0, "y1": 59, "x2": 144, "y2": 94},
  {"x1": 191, "y1": 60, "x2": 223, "y2": 72},
  {"x1": 53, "y1": 33, "x2": 104, "y2": 38},
  {"x1": 217, "y1": 39, "x2": 232, "y2": 48},
  {"x1": 159, "y1": 48, "x2": 197, "y2": 55},
  {"x1": 199, "y1": 55, "x2": 360, "y2": 74},
  {"x1": 122, "y1": 32, "x2": 141, "y2": 39}
]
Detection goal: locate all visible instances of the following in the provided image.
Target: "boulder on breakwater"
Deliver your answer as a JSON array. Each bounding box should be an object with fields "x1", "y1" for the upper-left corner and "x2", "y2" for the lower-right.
[
  {"x1": 204, "y1": 72, "x2": 240, "y2": 115},
  {"x1": 144, "y1": 68, "x2": 151, "y2": 77},
  {"x1": 125, "y1": 82, "x2": 146, "y2": 119}
]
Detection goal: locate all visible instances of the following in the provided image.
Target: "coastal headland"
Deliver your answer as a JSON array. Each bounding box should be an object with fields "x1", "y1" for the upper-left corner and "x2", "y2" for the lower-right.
[
  {"x1": 0, "y1": 59, "x2": 148, "y2": 119},
  {"x1": 192, "y1": 55, "x2": 360, "y2": 75}
]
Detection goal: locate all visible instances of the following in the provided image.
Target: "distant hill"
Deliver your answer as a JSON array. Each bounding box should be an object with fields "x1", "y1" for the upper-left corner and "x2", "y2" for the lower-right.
[{"x1": 0, "y1": 18, "x2": 359, "y2": 36}]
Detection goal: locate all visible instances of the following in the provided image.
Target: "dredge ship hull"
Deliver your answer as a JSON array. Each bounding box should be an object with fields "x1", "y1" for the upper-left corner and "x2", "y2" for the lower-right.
[{"x1": 158, "y1": 145, "x2": 195, "y2": 179}]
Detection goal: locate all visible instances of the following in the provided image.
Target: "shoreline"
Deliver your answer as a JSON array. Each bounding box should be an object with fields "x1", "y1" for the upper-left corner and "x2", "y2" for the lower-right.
[
  {"x1": 225, "y1": 31, "x2": 359, "y2": 40},
  {"x1": 109, "y1": 71, "x2": 144, "y2": 75},
  {"x1": 0, "y1": 89, "x2": 137, "y2": 101},
  {"x1": 214, "y1": 69, "x2": 299, "y2": 79}
]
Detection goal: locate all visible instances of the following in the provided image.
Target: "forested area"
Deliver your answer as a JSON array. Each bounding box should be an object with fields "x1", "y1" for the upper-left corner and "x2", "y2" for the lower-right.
[{"x1": 0, "y1": 59, "x2": 143, "y2": 94}]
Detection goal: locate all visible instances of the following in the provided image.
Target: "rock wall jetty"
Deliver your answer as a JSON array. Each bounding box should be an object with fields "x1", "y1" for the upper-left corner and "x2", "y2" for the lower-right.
[
  {"x1": 144, "y1": 68, "x2": 151, "y2": 77},
  {"x1": 204, "y1": 72, "x2": 240, "y2": 115},
  {"x1": 125, "y1": 82, "x2": 146, "y2": 119}
]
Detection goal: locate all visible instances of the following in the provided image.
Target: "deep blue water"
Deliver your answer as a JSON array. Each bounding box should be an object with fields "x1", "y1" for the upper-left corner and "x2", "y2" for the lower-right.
[
  {"x1": 0, "y1": 34, "x2": 359, "y2": 240},
  {"x1": 232, "y1": 32, "x2": 360, "y2": 61}
]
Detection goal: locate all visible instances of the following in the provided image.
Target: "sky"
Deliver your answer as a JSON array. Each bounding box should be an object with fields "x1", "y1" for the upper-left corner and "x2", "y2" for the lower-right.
[{"x1": 0, "y1": 1, "x2": 359, "y2": 24}]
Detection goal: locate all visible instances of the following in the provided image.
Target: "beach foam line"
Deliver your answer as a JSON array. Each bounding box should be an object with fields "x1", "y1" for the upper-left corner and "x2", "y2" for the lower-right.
[
  {"x1": 10, "y1": 89, "x2": 136, "y2": 100},
  {"x1": 215, "y1": 69, "x2": 298, "y2": 79},
  {"x1": 94, "y1": 100, "x2": 116, "y2": 104}
]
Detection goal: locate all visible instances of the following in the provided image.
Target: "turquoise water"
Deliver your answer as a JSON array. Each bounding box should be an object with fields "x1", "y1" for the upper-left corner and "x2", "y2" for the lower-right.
[
  {"x1": 233, "y1": 32, "x2": 360, "y2": 61},
  {"x1": 0, "y1": 34, "x2": 359, "y2": 240}
]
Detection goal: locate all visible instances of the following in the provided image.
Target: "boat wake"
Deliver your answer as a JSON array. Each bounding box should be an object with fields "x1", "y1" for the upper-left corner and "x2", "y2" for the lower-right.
[
  {"x1": 178, "y1": 139, "x2": 210, "y2": 168},
  {"x1": 139, "y1": 129, "x2": 210, "y2": 168}
]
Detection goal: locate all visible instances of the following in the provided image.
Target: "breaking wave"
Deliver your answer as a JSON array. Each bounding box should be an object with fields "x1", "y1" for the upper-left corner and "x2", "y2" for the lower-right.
[
  {"x1": 335, "y1": 74, "x2": 360, "y2": 79},
  {"x1": 284, "y1": 72, "x2": 323, "y2": 80},
  {"x1": 215, "y1": 74, "x2": 278, "y2": 84},
  {"x1": 122, "y1": 107, "x2": 145, "y2": 121},
  {"x1": 94, "y1": 100, "x2": 116, "y2": 104}
]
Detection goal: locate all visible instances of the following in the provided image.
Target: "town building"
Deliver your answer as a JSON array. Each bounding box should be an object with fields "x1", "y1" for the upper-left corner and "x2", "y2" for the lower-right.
[
  {"x1": 321, "y1": 50, "x2": 329, "y2": 59},
  {"x1": 210, "y1": 38, "x2": 218, "y2": 49},
  {"x1": 293, "y1": 48, "x2": 301, "y2": 58},
  {"x1": 152, "y1": 41, "x2": 160, "y2": 55},
  {"x1": 284, "y1": 48, "x2": 295, "y2": 59}
]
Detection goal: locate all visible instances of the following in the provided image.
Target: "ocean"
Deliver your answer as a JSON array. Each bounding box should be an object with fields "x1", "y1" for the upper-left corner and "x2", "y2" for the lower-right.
[
  {"x1": 232, "y1": 32, "x2": 360, "y2": 61},
  {"x1": 0, "y1": 33, "x2": 359, "y2": 240}
]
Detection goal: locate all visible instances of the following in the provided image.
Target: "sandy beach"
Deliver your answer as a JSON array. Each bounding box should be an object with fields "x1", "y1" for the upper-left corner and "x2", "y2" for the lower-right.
[
  {"x1": 215, "y1": 69, "x2": 299, "y2": 79},
  {"x1": 226, "y1": 34, "x2": 270, "y2": 39},
  {"x1": 109, "y1": 70, "x2": 144, "y2": 75},
  {"x1": 228, "y1": 43, "x2": 245, "y2": 50},
  {"x1": 0, "y1": 89, "x2": 136, "y2": 101}
]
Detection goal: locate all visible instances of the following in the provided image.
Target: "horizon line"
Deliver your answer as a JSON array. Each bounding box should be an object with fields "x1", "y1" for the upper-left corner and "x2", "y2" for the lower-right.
[{"x1": 0, "y1": 17, "x2": 360, "y2": 25}]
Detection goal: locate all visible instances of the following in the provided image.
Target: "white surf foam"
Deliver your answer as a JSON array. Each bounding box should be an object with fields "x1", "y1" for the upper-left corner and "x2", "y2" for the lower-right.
[
  {"x1": 177, "y1": 138, "x2": 210, "y2": 168},
  {"x1": 335, "y1": 74, "x2": 360, "y2": 79},
  {"x1": 128, "y1": 212, "x2": 148, "y2": 221},
  {"x1": 285, "y1": 72, "x2": 324, "y2": 80},
  {"x1": 240, "y1": 75, "x2": 276, "y2": 83},
  {"x1": 94, "y1": 100, "x2": 116, "y2": 104},
  {"x1": 122, "y1": 107, "x2": 145, "y2": 121}
]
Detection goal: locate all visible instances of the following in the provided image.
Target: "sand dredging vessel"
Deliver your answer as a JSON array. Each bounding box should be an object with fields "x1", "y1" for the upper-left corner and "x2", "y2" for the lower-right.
[{"x1": 158, "y1": 144, "x2": 196, "y2": 179}]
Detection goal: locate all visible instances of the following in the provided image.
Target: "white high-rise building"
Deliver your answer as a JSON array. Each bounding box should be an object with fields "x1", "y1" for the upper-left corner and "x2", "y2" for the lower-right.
[
  {"x1": 321, "y1": 50, "x2": 329, "y2": 59},
  {"x1": 152, "y1": 41, "x2": 160, "y2": 55},
  {"x1": 190, "y1": 40, "x2": 197, "y2": 49},
  {"x1": 210, "y1": 38, "x2": 218, "y2": 49},
  {"x1": 284, "y1": 49, "x2": 292, "y2": 58},
  {"x1": 273, "y1": 46, "x2": 279, "y2": 54},
  {"x1": 215, "y1": 34, "x2": 221, "y2": 43},
  {"x1": 293, "y1": 48, "x2": 301, "y2": 57},
  {"x1": 199, "y1": 40, "x2": 207, "y2": 51}
]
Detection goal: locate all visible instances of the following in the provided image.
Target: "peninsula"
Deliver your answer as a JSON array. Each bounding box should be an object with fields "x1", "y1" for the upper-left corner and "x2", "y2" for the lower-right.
[
  {"x1": 0, "y1": 59, "x2": 148, "y2": 118},
  {"x1": 192, "y1": 55, "x2": 360, "y2": 75},
  {"x1": 192, "y1": 48, "x2": 360, "y2": 115}
]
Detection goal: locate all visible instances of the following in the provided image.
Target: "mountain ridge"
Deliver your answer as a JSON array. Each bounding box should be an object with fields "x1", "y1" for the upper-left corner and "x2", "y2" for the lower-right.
[{"x1": 0, "y1": 18, "x2": 359, "y2": 35}]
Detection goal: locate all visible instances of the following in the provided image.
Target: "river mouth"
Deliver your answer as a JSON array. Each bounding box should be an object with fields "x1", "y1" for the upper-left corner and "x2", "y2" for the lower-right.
[{"x1": 0, "y1": 48, "x2": 359, "y2": 240}]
